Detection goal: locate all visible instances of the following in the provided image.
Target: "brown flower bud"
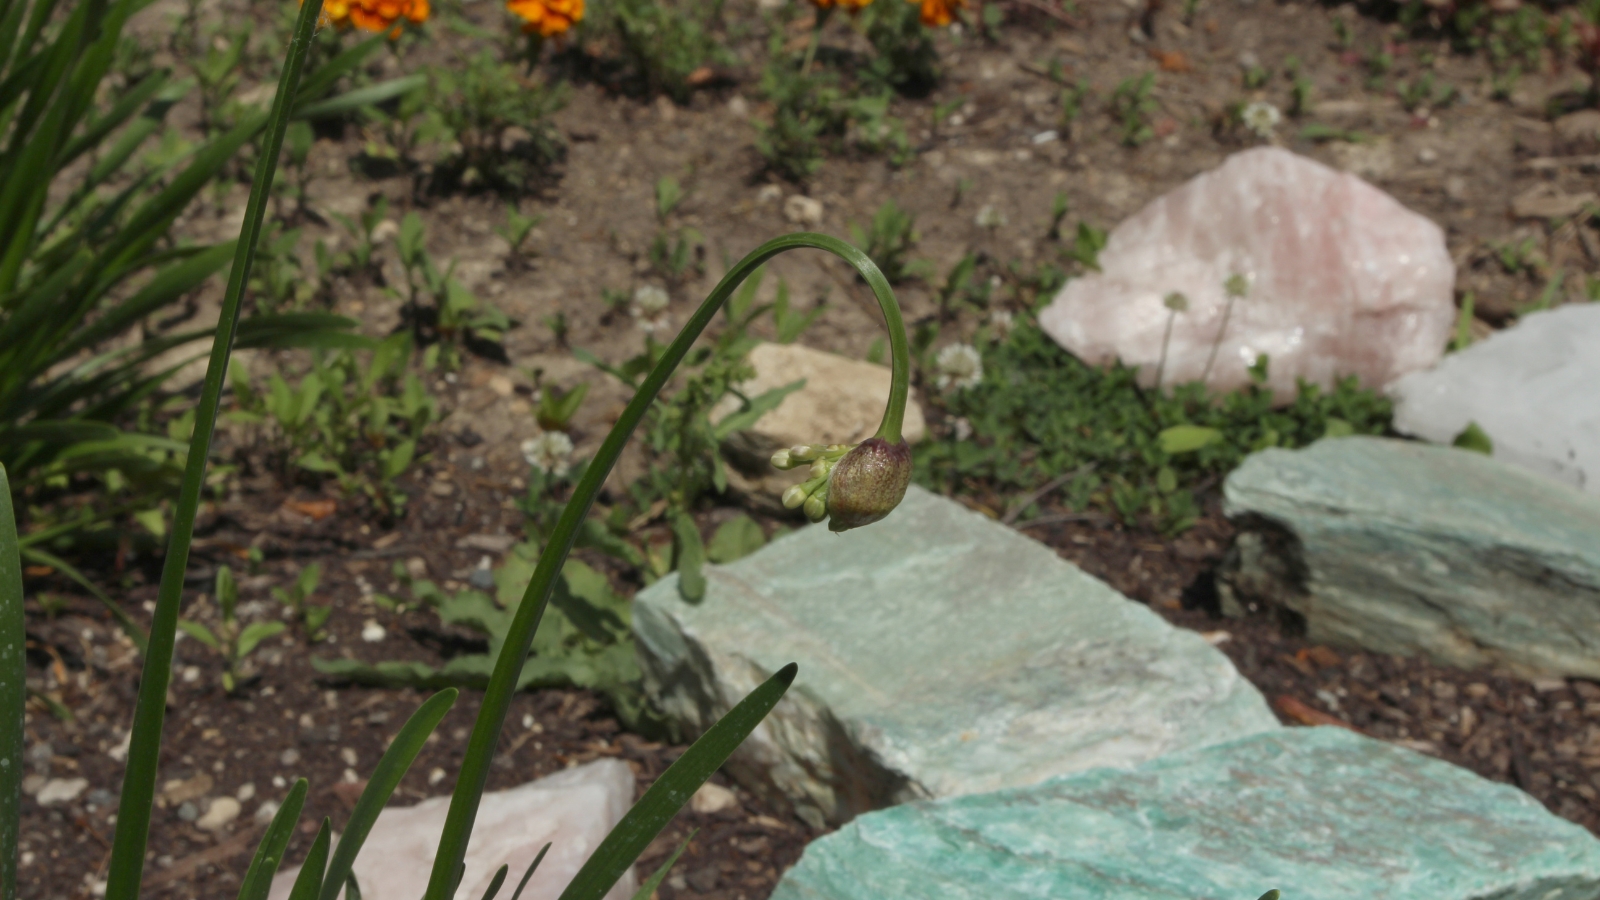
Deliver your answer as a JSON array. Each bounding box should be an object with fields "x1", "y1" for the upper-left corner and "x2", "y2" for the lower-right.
[{"x1": 824, "y1": 438, "x2": 913, "y2": 533}]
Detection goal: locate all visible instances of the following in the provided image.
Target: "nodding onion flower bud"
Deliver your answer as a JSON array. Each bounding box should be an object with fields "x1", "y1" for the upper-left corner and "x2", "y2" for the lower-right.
[
  {"x1": 772, "y1": 437, "x2": 912, "y2": 532},
  {"x1": 823, "y1": 438, "x2": 913, "y2": 532}
]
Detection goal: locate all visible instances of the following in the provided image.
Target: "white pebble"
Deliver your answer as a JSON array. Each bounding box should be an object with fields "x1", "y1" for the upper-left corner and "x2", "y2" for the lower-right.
[
  {"x1": 196, "y1": 797, "x2": 241, "y2": 831},
  {"x1": 361, "y1": 620, "x2": 385, "y2": 643},
  {"x1": 254, "y1": 799, "x2": 281, "y2": 824},
  {"x1": 689, "y1": 781, "x2": 738, "y2": 815},
  {"x1": 35, "y1": 777, "x2": 88, "y2": 806}
]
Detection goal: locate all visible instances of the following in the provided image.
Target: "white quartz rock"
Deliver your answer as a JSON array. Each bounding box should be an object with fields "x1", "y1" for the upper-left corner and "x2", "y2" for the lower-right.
[
  {"x1": 267, "y1": 759, "x2": 637, "y2": 900},
  {"x1": 1040, "y1": 147, "x2": 1455, "y2": 404},
  {"x1": 1389, "y1": 302, "x2": 1600, "y2": 494}
]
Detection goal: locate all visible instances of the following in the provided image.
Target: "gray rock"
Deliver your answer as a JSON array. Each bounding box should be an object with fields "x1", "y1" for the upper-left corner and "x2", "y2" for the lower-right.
[
  {"x1": 1221, "y1": 436, "x2": 1600, "y2": 678},
  {"x1": 633, "y1": 486, "x2": 1279, "y2": 830},
  {"x1": 1389, "y1": 303, "x2": 1600, "y2": 494},
  {"x1": 770, "y1": 727, "x2": 1600, "y2": 900}
]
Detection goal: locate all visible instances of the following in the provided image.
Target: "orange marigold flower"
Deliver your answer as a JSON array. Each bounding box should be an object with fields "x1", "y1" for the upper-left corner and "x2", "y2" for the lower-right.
[
  {"x1": 810, "y1": 0, "x2": 872, "y2": 10},
  {"x1": 507, "y1": 0, "x2": 584, "y2": 37},
  {"x1": 306, "y1": 0, "x2": 428, "y2": 34},
  {"x1": 908, "y1": 0, "x2": 963, "y2": 26}
]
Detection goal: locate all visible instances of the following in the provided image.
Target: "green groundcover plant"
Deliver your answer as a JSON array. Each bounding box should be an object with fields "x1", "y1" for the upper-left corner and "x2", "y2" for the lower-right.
[{"x1": 0, "y1": 1, "x2": 921, "y2": 898}]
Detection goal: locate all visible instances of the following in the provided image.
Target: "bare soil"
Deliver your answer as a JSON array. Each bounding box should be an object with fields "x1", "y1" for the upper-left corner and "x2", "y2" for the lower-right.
[{"x1": 18, "y1": 0, "x2": 1600, "y2": 897}]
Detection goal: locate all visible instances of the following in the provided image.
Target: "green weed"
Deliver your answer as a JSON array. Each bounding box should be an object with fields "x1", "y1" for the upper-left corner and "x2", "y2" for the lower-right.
[
  {"x1": 394, "y1": 212, "x2": 513, "y2": 370},
  {"x1": 849, "y1": 199, "x2": 929, "y2": 284},
  {"x1": 861, "y1": 0, "x2": 942, "y2": 95},
  {"x1": 916, "y1": 317, "x2": 1392, "y2": 533},
  {"x1": 1109, "y1": 72, "x2": 1158, "y2": 146},
  {"x1": 426, "y1": 51, "x2": 568, "y2": 191},
  {"x1": 271, "y1": 563, "x2": 332, "y2": 642},
  {"x1": 230, "y1": 334, "x2": 437, "y2": 518},
  {"x1": 178, "y1": 566, "x2": 286, "y2": 692},
  {"x1": 650, "y1": 176, "x2": 705, "y2": 283},
  {"x1": 314, "y1": 548, "x2": 658, "y2": 728},
  {"x1": 594, "y1": 0, "x2": 731, "y2": 102}
]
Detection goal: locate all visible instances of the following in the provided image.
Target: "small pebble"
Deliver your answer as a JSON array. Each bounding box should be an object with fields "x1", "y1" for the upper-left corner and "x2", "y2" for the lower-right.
[
  {"x1": 236, "y1": 783, "x2": 256, "y2": 802},
  {"x1": 176, "y1": 801, "x2": 199, "y2": 822},
  {"x1": 689, "y1": 781, "x2": 738, "y2": 815},
  {"x1": 428, "y1": 767, "x2": 447, "y2": 786},
  {"x1": 340, "y1": 747, "x2": 359, "y2": 767},
  {"x1": 469, "y1": 557, "x2": 495, "y2": 590},
  {"x1": 429, "y1": 481, "x2": 455, "y2": 497},
  {"x1": 182, "y1": 666, "x2": 200, "y2": 683},
  {"x1": 279, "y1": 748, "x2": 300, "y2": 765},
  {"x1": 197, "y1": 797, "x2": 241, "y2": 831},
  {"x1": 361, "y1": 620, "x2": 385, "y2": 643},
  {"x1": 783, "y1": 195, "x2": 824, "y2": 226},
  {"x1": 254, "y1": 799, "x2": 281, "y2": 824},
  {"x1": 271, "y1": 776, "x2": 287, "y2": 789},
  {"x1": 35, "y1": 777, "x2": 88, "y2": 806}
]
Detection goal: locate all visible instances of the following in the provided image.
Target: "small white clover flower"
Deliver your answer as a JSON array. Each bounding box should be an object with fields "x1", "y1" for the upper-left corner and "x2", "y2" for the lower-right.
[
  {"x1": 934, "y1": 343, "x2": 983, "y2": 391},
  {"x1": 1241, "y1": 101, "x2": 1282, "y2": 139},
  {"x1": 521, "y1": 430, "x2": 574, "y2": 477},
  {"x1": 630, "y1": 284, "x2": 671, "y2": 332},
  {"x1": 974, "y1": 204, "x2": 1008, "y2": 229},
  {"x1": 988, "y1": 309, "x2": 1014, "y2": 340}
]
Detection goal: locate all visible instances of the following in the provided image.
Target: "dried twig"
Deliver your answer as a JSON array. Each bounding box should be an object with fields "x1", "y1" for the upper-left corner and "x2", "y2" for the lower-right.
[{"x1": 140, "y1": 824, "x2": 265, "y2": 890}]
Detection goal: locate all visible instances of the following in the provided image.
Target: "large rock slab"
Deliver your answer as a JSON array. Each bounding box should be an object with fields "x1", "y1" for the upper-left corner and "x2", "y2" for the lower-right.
[
  {"x1": 770, "y1": 727, "x2": 1600, "y2": 900},
  {"x1": 1040, "y1": 146, "x2": 1455, "y2": 404},
  {"x1": 267, "y1": 759, "x2": 636, "y2": 900},
  {"x1": 1389, "y1": 302, "x2": 1600, "y2": 495},
  {"x1": 1221, "y1": 436, "x2": 1600, "y2": 678},
  {"x1": 633, "y1": 486, "x2": 1278, "y2": 830}
]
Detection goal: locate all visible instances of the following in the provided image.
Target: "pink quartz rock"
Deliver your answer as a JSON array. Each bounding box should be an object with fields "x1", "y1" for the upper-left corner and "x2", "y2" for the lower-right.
[
  {"x1": 1039, "y1": 147, "x2": 1455, "y2": 404},
  {"x1": 266, "y1": 759, "x2": 636, "y2": 900}
]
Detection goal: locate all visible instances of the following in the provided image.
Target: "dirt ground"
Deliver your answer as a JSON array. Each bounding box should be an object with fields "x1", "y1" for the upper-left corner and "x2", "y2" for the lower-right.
[{"x1": 17, "y1": 0, "x2": 1600, "y2": 896}]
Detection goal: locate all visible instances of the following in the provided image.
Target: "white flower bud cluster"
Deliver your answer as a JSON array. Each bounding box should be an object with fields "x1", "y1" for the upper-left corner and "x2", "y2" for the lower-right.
[{"x1": 771, "y1": 443, "x2": 853, "y2": 524}]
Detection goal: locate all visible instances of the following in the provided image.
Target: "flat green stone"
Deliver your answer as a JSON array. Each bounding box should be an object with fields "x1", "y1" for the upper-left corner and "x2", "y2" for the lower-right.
[
  {"x1": 1222, "y1": 436, "x2": 1600, "y2": 678},
  {"x1": 772, "y1": 727, "x2": 1600, "y2": 900},
  {"x1": 634, "y1": 486, "x2": 1278, "y2": 829}
]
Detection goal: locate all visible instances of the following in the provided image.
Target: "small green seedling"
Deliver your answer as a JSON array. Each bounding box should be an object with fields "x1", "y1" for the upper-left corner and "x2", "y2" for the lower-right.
[
  {"x1": 179, "y1": 566, "x2": 287, "y2": 692},
  {"x1": 536, "y1": 382, "x2": 589, "y2": 432},
  {"x1": 849, "y1": 199, "x2": 929, "y2": 284},
  {"x1": 272, "y1": 563, "x2": 332, "y2": 641},
  {"x1": 1109, "y1": 72, "x2": 1157, "y2": 147},
  {"x1": 496, "y1": 203, "x2": 545, "y2": 264}
]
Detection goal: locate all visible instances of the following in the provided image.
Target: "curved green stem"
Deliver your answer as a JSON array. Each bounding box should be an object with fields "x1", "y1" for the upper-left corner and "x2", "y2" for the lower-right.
[{"x1": 421, "y1": 232, "x2": 909, "y2": 900}]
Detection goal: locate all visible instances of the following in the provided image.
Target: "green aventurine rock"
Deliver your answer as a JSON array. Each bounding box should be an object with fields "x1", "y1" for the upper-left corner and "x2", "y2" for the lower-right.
[
  {"x1": 633, "y1": 486, "x2": 1278, "y2": 830},
  {"x1": 771, "y1": 727, "x2": 1600, "y2": 900},
  {"x1": 1221, "y1": 436, "x2": 1600, "y2": 678}
]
